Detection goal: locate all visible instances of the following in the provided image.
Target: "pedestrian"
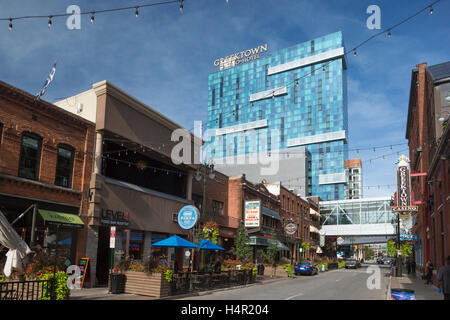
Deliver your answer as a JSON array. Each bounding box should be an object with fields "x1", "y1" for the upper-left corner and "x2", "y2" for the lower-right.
[
  {"x1": 160, "y1": 255, "x2": 168, "y2": 267},
  {"x1": 425, "y1": 260, "x2": 434, "y2": 285},
  {"x1": 213, "y1": 257, "x2": 221, "y2": 273},
  {"x1": 437, "y1": 256, "x2": 450, "y2": 300},
  {"x1": 406, "y1": 259, "x2": 411, "y2": 274},
  {"x1": 411, "y1": 259, "x2": 416, "y2": 275}
]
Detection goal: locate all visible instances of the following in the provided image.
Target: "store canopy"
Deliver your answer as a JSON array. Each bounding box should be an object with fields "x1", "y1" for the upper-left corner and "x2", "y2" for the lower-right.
[
  {"x1": 196, "y1": 239, "x2": 225, "y2": 251},
  {"x1": 309, "y1": 225, "x2": 320, "y2": 234},
  {"x1": 38, "y1": 209, "x2": 84, "y2": 228},
  {"x1": 277, "y1": 241, "x2": 290, "y2": 251},
  {"x1": 261, "y1": 206, "x2": 281, "y2": 220},
  {"x1": 152, "y1": 235, "x2": 199, "y2": 249}
]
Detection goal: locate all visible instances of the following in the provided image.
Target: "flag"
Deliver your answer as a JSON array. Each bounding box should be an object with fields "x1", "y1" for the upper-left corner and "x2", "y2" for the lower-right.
[{"x1": 36, "y1": 61, "x2": 57, "y2": 100}]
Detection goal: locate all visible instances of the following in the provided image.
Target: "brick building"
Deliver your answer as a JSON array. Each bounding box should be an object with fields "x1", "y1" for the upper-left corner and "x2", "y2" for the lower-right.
[
  {"x1": 227, "y1": 175, "x2": 284, "y2": 262},
  {"x1": 0, "y1": 80, "x2": 95, "y2": 264},
  {"x1": 192, "y1": 167, "x2": 235, "y2": 252},
  {"x1": 406, "y1": 61, "x2": 450, "y2": 281}
]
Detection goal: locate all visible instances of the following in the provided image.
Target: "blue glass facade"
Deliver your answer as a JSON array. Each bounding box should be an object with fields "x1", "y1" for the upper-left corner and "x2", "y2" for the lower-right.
[{"x1": 206, "y1": 31, "x2": 348, "y2": 200}]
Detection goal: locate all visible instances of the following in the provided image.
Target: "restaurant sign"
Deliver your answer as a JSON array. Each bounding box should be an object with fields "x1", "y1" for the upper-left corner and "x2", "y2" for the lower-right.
[
  {"x1": 177, "y1": 205, "x2": 199, "y2": 230},
  {"x1": 214, "y1": 44, "x2": 268, "y2": 70},
  {"x1": 244, "y1": 200, "x2": 261, "y2": 228},
  {"x1": 392, "y1": 155, "x2": 418, "y2": 215},
  {"x1": 100, "y1": 209, "x2": 129, "y2": 227},
  {"x1": 284, "y1": 223, "x2": 298, "y2": 236}
]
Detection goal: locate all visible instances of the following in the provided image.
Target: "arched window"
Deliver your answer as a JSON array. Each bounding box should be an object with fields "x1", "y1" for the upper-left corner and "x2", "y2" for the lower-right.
[
  {"x1": 18, "y1": 132, "x2": 42, "y2": 180},
  {"x1": 55, "y1": 144, "x2": 75, "y2": 188}
]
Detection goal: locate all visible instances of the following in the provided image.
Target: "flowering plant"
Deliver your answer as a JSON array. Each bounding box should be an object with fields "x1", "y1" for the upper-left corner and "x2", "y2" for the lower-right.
[{"x1": 203, "y1": 221, "x2": 219, "y2": 244}]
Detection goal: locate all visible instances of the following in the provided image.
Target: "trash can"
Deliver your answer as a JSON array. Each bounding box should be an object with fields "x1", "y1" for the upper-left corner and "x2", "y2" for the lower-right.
[
  {"x1": 257, "y1": 263, "x2": 265, "y2": 275},
  {"x1": 391, "y1": 288, "x2": 415, "y2": 300},
  {"x1": 110, "y1": 273, "x2": 125, "y2": 294}
]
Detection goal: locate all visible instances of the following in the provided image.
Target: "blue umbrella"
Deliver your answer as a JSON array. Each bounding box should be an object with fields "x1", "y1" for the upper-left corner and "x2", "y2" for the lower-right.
[
  {"x1": 196, "y1": 239, "x2": 225, "y2": 251},
  {"x1": 152, "y1": 235, "x2": 199, "y2": 249}
]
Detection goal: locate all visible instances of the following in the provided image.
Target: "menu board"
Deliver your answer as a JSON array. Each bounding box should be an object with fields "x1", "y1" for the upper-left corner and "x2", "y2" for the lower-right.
[{"x1": 76, "y1": 257, "x2": 92, "y2": 289}]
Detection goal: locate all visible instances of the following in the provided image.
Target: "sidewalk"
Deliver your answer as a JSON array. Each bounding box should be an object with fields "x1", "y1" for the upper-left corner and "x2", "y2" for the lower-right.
[
  {"x1": 389, "y1": 272, "x2": 443, "y2": 300},
  {"x1": 68, "y1": 275, "x2": 288, "y2": 300}
]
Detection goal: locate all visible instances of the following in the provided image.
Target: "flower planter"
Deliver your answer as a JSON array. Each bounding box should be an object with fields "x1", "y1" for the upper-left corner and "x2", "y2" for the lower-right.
[{"x1": 124, "y1": 271, "x2": 169, "y2": 298}]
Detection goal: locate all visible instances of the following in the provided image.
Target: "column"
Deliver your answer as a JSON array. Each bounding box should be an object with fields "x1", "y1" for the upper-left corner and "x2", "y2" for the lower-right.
[
  {"x1": 186, "y1": 171, "x2": 193, "y2": 201},
  {"x1": 94, "y1": 132, "x2": 103, "y2": 174},
  {"x1": 85, "y1": 226, "x2": 99, "y2": 287},
  {"x1": 143, "y1": 231, "x2": 153, "y2": 260}
]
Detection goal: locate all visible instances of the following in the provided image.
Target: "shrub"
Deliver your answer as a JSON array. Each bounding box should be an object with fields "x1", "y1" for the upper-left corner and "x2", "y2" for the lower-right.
[
  {"x1": 282, "y1": 264, "x2": 293, "y2": 277},
  {"x1": 38, "y1": 271, "x2": 70, "y2": 300}
]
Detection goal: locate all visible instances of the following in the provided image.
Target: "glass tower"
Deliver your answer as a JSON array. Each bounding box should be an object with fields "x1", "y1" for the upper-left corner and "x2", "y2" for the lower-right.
[{"x1": 205, "y1": 31, "x2": 348, "y2": 200}]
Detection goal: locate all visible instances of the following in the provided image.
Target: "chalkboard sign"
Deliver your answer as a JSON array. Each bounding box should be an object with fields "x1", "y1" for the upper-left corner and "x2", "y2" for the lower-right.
[{"x1": 76, "y1": 257, "x2": 92, "y2": 289}]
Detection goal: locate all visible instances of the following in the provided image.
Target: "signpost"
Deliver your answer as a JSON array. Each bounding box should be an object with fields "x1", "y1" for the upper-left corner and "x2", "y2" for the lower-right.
[{"x1": 110, "y1": 226, "x2": 116, "y2": 276}]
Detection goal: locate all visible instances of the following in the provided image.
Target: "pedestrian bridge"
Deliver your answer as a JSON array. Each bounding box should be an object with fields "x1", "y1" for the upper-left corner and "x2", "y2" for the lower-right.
[{"x1": 319, "y1": 197, "x2": 396, "y2": 244}]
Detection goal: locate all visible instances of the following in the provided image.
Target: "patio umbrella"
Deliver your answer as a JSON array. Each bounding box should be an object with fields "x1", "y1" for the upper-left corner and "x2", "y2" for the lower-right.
[
  {"x1": 151, "y1": 235, "x2": 199, "y2": 248},
  {"x1": 196, "y1": 239, "x2": 225, "y2": 251},
  {"x1": 0, "y1": 209, "x2": 32, "y2": 277}
]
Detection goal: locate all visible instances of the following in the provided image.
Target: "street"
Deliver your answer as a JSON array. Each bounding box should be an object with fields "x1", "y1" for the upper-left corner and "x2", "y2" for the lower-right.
[{"x1": 177, "y1": 264, "x2": 390, "y2": 300}]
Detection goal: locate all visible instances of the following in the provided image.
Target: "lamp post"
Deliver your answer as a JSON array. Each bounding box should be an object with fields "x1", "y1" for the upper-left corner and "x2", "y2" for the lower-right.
[{"x1": 195, "y1": 161, "x2": 215, "y2": 270}]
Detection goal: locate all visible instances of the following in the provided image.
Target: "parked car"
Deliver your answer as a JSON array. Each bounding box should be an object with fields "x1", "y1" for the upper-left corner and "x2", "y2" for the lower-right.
[
  {"x1": 377, "y1": 258, "x2": 385, "y2": 264},
  {"x1": 345, "y1": 259, "x2": 360, "y2": 269},
  {"x1": 294, "y1": 261, "x2": 319, "y2": 276}
]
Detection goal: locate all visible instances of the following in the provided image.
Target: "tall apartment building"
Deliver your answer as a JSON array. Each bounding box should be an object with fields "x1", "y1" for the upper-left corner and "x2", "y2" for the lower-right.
[
  {"x1": 205, "y1": 31, "x2": 348, "y2": 200},
  {"x1": 344, "y1": 159, "x2": 363, "y2": 199}
]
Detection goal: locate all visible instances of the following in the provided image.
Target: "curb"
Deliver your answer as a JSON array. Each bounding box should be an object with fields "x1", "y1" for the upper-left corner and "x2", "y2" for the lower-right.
[
  {"x1": 159, "y1": 277, "x2": 294, "y2": 300},
  {"x1": 386, "y1": 275, "x2": 392, "y2": 300}
]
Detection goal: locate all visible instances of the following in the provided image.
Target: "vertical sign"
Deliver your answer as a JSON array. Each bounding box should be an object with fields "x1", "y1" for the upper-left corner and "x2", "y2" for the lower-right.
[
  {"x1": 393, "y1": 155, "x2": 417, "y2": 216},
  {"x1": 110, "y1": 226, "x2": 116, "y2": 248},
  {"x1": 244, "y1": 200, "x2": 261, "y2": 227}
]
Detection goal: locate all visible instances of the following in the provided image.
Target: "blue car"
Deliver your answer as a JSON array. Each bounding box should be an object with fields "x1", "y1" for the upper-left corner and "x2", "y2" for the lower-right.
[{"x1": 294, "y1": 262, "x2": 319, "y2": 276}]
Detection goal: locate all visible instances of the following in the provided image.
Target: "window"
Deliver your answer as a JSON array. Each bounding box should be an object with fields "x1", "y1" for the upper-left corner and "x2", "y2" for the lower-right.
[
  {"x1": 55, "y1": 144, "x2": 75, "y2": 188},
  {"x1": 220, "y1": 77, "x2": 224, "y2": 97},
  {"x1": 212, "y1": 88, "x2": 216, "y2": 106},
  {"x1": 213, "y1": 200, "x2": 224, "y2": 216},
  {"x1": 18, "y1": 132, "x2": 42, "y2": 180},
  {"x1": 0, "y1": 122, "x2": 3, "y2": 145}
]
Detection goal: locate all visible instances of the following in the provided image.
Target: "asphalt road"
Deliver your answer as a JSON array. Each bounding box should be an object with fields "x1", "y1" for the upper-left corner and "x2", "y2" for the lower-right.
[{"x1": 177, "y1": 263, "x2": 391, "y2": 300}]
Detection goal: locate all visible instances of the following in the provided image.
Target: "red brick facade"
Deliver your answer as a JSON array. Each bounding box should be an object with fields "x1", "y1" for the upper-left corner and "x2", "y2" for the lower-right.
[
  {"x1": 0, "y1": 80, "x2": 95, "y2": 262},
  {"x1": 406, "y1": 62, "x2": 450, "y2": 283}
]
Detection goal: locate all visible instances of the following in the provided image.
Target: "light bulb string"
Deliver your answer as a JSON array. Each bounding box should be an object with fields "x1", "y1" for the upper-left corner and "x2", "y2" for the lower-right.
[{"x1": 0, "y1": 0, "x2": 181, "y2": 21}]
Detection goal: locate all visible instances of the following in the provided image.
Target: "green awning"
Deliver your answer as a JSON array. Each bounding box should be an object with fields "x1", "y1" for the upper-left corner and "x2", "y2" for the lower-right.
[{"x1": 38, "y1": 209, "x2": 85, "y2": 228}]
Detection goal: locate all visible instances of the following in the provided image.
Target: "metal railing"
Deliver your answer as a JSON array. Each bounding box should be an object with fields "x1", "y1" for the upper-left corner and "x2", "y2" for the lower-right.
[
  {"x1": 170, "y1": 269, "x2": 255, "y2": 296},
  {"x1": 0, "y1": 279, "x2": 54, "y2": 300}
]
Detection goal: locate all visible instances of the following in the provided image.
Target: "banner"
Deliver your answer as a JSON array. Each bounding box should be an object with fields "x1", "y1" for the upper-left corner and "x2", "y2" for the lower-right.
[{"x1": 244, "y1": 200, "x2": 261, "y2": 228}]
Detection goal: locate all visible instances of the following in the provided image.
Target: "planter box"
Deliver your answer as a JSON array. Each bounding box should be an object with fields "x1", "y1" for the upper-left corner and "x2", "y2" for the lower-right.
[{"x1": 124, "y1": 271, "x2": 169, "y2": 298}]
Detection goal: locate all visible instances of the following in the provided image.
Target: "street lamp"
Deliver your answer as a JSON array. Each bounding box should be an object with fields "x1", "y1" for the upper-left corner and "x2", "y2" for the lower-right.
[{"x1": 195, "y1": 160, "x2": 215, "y2": 220}]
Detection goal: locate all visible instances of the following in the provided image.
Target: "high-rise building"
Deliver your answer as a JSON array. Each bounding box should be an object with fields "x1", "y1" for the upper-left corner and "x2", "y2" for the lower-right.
[
  {"x1": 205, "y1": 31, "x2": 348, "y2": 200},
  {"x1": 344, "y1": 159, "x2": 363, "y2": 199}
]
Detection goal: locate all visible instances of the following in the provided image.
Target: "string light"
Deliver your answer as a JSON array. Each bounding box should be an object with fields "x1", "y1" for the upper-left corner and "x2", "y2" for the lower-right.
[
  {"x1": 387, "y1": 30, "x2": 391, "y2": 38},
  {"x1": 8, "y1": 18, "x2": 12, "y2": 31},
  {"x1": 135, "y1": 6, "x2": 139, "y2": 18},
  {"x1": 48, "y1": 16, "x2": 52, "y2": 28},
  {"x1": 90, "y1": 12, "x2": 95, "y2": 23},
  {"x1": 179, "y1": 0, "x2": 184, "y2": 13},
  {"x1": 429, "y1": 5, "x2": 434, "y2": 14},
  {"x1": 353, "y1": 49, "x2": 357, "y2": 56}
]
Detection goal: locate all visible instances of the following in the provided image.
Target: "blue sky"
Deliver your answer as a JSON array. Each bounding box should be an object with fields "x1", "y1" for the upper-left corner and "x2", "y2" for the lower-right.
[{"x1": 1, "y1": 0, "x2": 449, "y2": 198}]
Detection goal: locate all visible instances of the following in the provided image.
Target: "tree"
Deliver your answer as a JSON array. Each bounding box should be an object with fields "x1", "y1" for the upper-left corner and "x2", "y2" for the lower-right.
[
  {"x1": 363, "y1": 246, "x2": 375, "y2": 259},
  {"x1": 230, "y1": 225, "x2": 253, "y2": 263},
  {"x1": 260, "y1": 231, "x2": 280, "y2": 277}
]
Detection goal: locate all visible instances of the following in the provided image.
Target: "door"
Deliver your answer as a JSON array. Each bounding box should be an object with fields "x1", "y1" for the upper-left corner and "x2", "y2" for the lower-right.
[{"x1": 96, "y1": 226, "x2": 110, "y2": 286}]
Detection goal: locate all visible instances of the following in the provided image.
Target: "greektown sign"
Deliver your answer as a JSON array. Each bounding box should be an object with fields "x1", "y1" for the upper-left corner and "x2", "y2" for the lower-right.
[
  {"x1": 391, "y1": 155, "x2": 418, "y2": 215},
  {"x1": 214, "y1": 44, "x2": 268, "y2": 70}
]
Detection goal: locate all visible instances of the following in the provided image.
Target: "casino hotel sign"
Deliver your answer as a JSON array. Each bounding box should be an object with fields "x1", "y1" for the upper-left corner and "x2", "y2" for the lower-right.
[{"x1": 214, "y1": 44, "x2": 268, "y2": 70}]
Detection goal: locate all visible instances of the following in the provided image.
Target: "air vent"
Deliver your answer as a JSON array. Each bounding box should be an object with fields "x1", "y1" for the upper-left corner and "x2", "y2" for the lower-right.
[{"x1": 172, "y1": 213, "x2": 178, "y2": 223}]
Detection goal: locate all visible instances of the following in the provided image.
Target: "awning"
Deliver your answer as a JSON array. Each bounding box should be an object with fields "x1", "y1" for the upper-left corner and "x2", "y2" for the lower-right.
[
  {"x1": 309, "y1": 225, "x2": 320, "y2": 234},
  {"x1": 310, "y1": 208, "x2": 320, "y2": 217},
  {"x1": 38, "y1": 209, "x2": 84, "y2": 228},
  {"x1": 277, "y1": 241, "x2": 290, "y2": 251},
  {"x1": 262, "y1": 206, "x2": 281, "y2": 220}
]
